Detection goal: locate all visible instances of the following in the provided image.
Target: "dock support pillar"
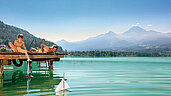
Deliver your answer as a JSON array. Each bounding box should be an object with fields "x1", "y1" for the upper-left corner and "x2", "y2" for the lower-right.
[
  {"x1": 0, "y1": 59, "x2": 11, "y2": 76},
  {"x1": 0, "y1": 60, "x2": 3, "y2": 87},
  {"x1": 0, "y1": 60, "x2": 3, "y2": 77},
  {"x1": 48, "y1": 59, "x2": 53, "y2": 69}
]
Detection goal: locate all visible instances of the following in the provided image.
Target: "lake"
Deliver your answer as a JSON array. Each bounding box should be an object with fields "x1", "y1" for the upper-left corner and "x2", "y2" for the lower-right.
[{"x1": 1, "y1": 57, "x2": 171, "y2": 96}]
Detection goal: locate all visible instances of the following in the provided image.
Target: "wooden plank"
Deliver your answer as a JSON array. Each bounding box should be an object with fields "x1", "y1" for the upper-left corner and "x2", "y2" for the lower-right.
[
  {"x1": 0, "y1": 54, "x2": 64, "y2": 59},
  {"x1": 51, "y1": 58, "x2": 60, "y2": 61},
  {"x1": 0, "y1": 64, "x2": 3, "y2": 76},
  {"x1": 0, "y1": 52, "x2": 67, "y2": 55}
]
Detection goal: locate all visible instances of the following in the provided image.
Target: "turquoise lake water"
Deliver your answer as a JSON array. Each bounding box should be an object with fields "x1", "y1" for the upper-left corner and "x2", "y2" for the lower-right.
[{"x1": 1, "y1": 57, "x2": 171, "y2": 96}]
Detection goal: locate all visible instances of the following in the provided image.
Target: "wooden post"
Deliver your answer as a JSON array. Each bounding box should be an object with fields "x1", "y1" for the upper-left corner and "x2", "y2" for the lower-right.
[
  {"x1": 0, "y1": 65, "x2": 3, "y2": 76},
  {"x1": 0, "y1": 74, "x2": 3, "y2": 87},
  {"x1": 48, "y1": 59, "x2": 53, "y2": 69},
  {"x1": 0, "y1": 60, "x2": 3, "y2": 77},
  {"x1": 0, "y1": 60, "x2": 3, "y2": 87}
]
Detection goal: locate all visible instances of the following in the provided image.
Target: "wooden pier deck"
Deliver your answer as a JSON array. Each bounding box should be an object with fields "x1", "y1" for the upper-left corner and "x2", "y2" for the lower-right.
[
  {"x1": 0, "y1": 52, "x2": 65, "y2": 60},
  {"x1": 0, "y1": 52, "x2": 66, "y2": 76}
]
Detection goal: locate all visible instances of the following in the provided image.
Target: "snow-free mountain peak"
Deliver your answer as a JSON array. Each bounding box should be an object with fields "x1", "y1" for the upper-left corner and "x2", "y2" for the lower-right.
[
  {"x1": 97, "y1": 31, "x2": 116, "y2": 37},
  {"x1": 87, "y1": 31, "x2": 117, "y2": 40},
  {"x1": 106, "y1": 31, "x2": 116, "y2": 35},
  {"x1": 56, "y1": 39, "x2": 69, "y2": 43},
  {"x1": 123, "y1": 26, "x2": 159, "y2": 36},
  {"x1": 129, "y1": 26, "x2": 145, "y2": 31},
  {"x1": 60, "y1": 39, "x2": 68, "y2": 42},
  {"x1": 56, "y1": 39, "x2": 70, "y2": 46},
  {"x1": 124, "y1": 26, "x2": 148, "y2": 34}
]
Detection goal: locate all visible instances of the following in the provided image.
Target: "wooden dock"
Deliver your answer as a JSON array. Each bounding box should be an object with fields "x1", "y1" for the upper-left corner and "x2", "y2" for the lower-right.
[{"x1": 0, "y1": 52, "x2": 66, "y2": 76}]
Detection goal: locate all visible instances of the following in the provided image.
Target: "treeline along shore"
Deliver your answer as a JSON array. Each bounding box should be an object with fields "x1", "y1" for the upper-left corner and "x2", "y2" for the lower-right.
[{"x1": 68, "y1": 50, "x2": 171, "y2": 57}]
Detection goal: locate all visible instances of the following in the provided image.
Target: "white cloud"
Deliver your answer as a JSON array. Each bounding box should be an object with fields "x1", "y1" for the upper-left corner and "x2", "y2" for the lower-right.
[
  {"x1": 147, "y1": 24, "x2": 152, "y2": 27},
  {"x1": 132, "y1": 22, "x2": 140, "y2": 26}
]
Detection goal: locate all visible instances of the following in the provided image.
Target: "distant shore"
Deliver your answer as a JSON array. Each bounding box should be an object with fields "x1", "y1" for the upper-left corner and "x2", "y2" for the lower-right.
[{"x1": 67, "y1": 51, "x2": 171, "y2": 57}]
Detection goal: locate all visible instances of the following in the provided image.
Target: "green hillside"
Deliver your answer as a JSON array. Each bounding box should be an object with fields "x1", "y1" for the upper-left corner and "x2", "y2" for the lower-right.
[{"x1": 0, "y1": 21, "x2": 63, "y2": 52}]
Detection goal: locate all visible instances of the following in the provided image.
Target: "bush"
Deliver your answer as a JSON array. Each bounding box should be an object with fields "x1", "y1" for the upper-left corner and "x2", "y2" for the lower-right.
[{"x1": 0, "y1": 47, "x2": 7, "y2": 52}]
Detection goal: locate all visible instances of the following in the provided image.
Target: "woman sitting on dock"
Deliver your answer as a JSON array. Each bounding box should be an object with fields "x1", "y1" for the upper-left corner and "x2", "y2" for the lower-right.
[
  {"x1": 30, "y1": 44, "x2": 58, "y2": 55},
  {"x1": 9, "y1": 34, "x2": 32, "y2": 61}
]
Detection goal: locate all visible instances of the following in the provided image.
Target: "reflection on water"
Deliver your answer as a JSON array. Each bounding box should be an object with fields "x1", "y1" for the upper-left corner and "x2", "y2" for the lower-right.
[
  {"x1": 56, "y1": 91, "x2": 69, "y2": 96},
  {"x1": 1, "y1": 57, "x2": 171, "y2": 96},
  {"x1": 0, "y1": 75, "x2": 3, "y2": 88},
  {"x1": 0, "y1": 61, "x2": 64, "y2": 96}
]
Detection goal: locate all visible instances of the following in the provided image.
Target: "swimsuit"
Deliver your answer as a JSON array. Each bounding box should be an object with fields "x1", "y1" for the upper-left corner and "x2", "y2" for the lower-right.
[{"x1": 37, "y1": 49, "x2": 42, "y2": 53}]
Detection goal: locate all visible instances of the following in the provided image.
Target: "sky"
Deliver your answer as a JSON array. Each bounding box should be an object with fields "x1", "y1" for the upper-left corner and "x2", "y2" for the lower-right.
[{"x1": 0, "y1": 0, "x2": 171, "y2": 42}]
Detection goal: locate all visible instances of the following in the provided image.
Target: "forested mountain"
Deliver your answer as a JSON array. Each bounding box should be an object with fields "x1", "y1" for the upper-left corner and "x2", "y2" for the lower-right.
[{"x1": 0, "y1": 21, "x2": 63, "y2": 52}]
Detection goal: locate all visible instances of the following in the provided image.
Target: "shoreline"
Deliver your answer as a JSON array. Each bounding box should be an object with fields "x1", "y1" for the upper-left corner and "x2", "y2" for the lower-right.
[
  {"x1": 67, "y1": 51, "x2": 171, "y2": 57},
  {"x1": 65, "y1": 55, "x2": 171, "y2": 57}
]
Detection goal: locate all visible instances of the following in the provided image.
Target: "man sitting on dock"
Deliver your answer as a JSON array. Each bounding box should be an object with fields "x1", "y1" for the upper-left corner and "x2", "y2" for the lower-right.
[
  {"x1": 30, "y1": 44, "x2": 58, "y2": 55},
  {"x1": 9, "y1": 34, "x2": 32, "y2": 61}
]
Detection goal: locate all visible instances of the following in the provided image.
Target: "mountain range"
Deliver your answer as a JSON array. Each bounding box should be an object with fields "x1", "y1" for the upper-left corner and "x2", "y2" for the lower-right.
[{"x1": 56, "y1": 26, "x2": 171, "y2": 51}]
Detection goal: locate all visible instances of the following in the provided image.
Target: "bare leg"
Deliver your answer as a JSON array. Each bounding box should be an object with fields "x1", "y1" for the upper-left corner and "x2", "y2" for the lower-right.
[
  {"x1": 41, "y1": 44, "x2": 49, "y2": 53},
  {"x1": 25, "y1": 51, "x2": 31, "y2": 61},
  {"x1": 41, "y1": 44, "x2": 45, "y2": 52},
  {"x1": 30, "y1": 47, "x2": 37, "y2": 53},
  {"x1": 29, "y1": 48, "x2": 33, "y2": 52},
  {"x1": 9, "y1": 42, "x2": 31, "y2": 61},
  {"x1": 17, "y1": 48, "x2": 31, "y2": 61},
  {"x1": 9, "y1": 42, "x2": 17, "y2": 52},
  {"x1": 29, "y1": 48, "x2": 32, "y2": 52},
  {"x1": 36, "y1": 47, "x2": 39, "y2": 50}
]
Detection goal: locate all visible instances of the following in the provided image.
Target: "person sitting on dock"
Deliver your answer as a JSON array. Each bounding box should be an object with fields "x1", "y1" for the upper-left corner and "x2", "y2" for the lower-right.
[
  {"x1": 9, "y1": 34, "x2": 32, "y2": 61},
  {"x1": 30, "y1": 44, "x2": 58, "y2": 55}
]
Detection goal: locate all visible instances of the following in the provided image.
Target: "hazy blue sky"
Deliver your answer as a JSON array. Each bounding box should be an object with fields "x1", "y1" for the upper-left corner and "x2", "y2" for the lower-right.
[{"x1": 0, "y1": 0, "x2": 171, "y2": 42}]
